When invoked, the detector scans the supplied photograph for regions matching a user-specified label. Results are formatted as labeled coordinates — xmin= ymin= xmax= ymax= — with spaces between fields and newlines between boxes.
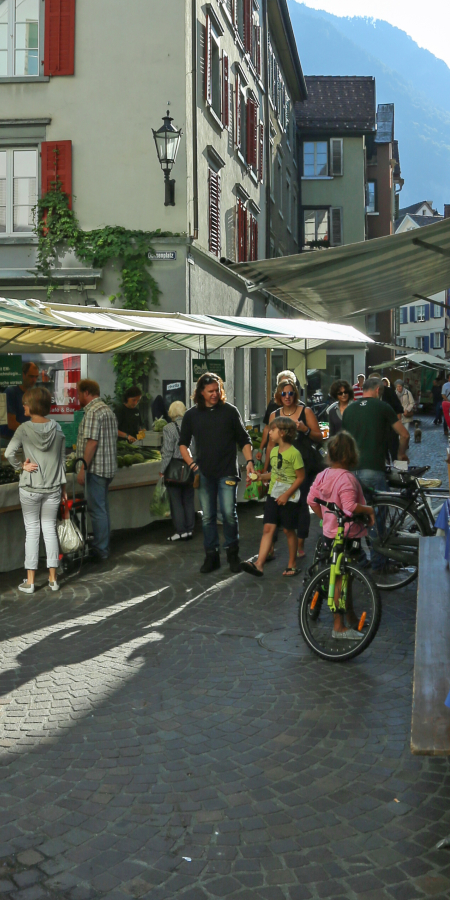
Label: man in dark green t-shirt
xmin=342 ymin=376 xmax=410 ymax=569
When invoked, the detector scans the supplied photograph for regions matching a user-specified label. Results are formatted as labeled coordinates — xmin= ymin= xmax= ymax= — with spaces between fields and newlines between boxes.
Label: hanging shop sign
xmin=0 ymin=355 xmax=22 ymax=386
xmin=192 ymin=358 xmax=226 ymax=382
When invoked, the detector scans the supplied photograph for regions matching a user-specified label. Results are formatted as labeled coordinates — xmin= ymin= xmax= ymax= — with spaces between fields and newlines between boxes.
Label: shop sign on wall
xmin=192 ymin=358 xmax=226 ymax=382
xmin=0 ymin=355 xmax=22 ymax=386
xmin=147 ymin=251 xmax=177 ymax=261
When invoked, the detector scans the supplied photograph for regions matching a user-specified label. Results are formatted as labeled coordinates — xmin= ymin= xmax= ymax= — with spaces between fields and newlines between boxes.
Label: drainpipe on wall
xmin=191 ymin=0 xmax=199 ymax=239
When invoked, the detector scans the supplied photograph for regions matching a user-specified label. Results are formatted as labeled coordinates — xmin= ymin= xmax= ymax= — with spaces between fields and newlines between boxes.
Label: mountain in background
xmin=288 ymin=2 xmax=450 ymax=211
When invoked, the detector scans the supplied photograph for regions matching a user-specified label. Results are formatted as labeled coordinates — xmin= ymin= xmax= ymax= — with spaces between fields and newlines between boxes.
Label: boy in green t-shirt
xmin=241 ymin=417 xmax=305 ymax=578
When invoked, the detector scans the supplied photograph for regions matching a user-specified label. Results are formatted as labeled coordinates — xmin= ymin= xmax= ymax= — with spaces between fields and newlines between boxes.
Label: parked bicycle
xmin=368 ymin=465 xmax=446 ymax=591
xmin=298 ymin=500 xmax=381 ymax=662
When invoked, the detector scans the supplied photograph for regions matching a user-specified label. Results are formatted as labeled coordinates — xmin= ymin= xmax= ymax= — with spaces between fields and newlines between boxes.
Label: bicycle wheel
xmin=298 ymin=564 xmax=381 ymax=662
xmin=370 ymin=499 xmax=429 ymax=591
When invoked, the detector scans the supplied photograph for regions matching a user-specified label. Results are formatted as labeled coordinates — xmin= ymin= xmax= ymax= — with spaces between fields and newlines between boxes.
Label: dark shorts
xmin=264 ymin=495 xmax=299 ymax=530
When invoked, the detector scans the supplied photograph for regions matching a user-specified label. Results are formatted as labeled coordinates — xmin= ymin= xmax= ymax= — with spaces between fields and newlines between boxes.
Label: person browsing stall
xmin=3 ymin=361 xmax=39 ymax=438
xmin=179 ymin=372 xmax=254 ymax=574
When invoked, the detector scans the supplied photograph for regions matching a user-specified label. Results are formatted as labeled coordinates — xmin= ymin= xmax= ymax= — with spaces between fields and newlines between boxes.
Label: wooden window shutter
xmin=254 ymin=25 xmax=261 ymax=75
xmin=423 ymin=336 xmax=429 ymax=353
xmin=41 ymin=140 xmax=72 ymax=206
xmin=247 ymin=100 xmax=257 ymax=170
xmin=222 ymin=52 xmax=229 ymax=127
xmin=44 ymin=0 xmax=76 ymax=76
xmin=330 ymin=207 xmax=342 ymax=246
xmin=243 ymin=0 xmax=252 ymax=54
xmin=208 ymin=169 xmax=221 ymax=257
xmin=204 ymin=15 xmax=212 ymax=105
xmin=410 ymin=306 xmax=416 ymax=323
xmin=330 ymin=138 xmax=343 ymax=176
xmin=249 ymin=215 xmax=258 ymax=261
xmin=235 ymin=73 xmax=241 ymax=148
xmin=237 ymin=199 xmax=247 ymax=262
xmin=430 ymin=333 xmax=435 ymax=349
xmin=258 ymin=122 xmax=264 ymax=183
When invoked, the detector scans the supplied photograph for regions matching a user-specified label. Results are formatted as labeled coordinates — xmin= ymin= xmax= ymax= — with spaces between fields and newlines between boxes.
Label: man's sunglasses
xmin=281 ymin=390 xmax=294 ymax=397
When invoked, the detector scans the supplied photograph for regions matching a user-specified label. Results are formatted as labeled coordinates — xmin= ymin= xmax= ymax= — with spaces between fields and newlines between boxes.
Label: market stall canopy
xmin=0 ymin=298 xmax=372 ymax=355
xmin=229 ymin=217 xmax=450 ymax=320
xmin=370 ymin=352 xmax=448 ymax=371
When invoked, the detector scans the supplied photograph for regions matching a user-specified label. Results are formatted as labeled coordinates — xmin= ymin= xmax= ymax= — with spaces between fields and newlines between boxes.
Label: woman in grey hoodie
xmin=5 ymin=386 xmax=67 ymax=593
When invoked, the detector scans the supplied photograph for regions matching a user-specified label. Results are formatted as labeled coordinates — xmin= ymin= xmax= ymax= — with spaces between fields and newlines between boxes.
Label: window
xmin=431 ymin=333 xmax=443 ymax=350
xmin=400 ymin=307 xmax=408 ymax=325
xmin=397 ymin=337 xmax=406 ymax=348
xmin=267 ymin=38 xmax=288 ymax=130
xmin=416 ymin=336 xmax=424 ymax=350
xmin=248 ymin=213 xmax=258 ymax=261
xmin=366 ymin=181 xmax=377 ymax=213
xmin=0 ymin=0 xmax=39 ymax=76
xmin=208 ymin=168 xmax=221 ymax=257
xmin=304 ymin=209 xmax=328 ymax=247
xmin=416 ymin=304 xmax=426 ymax=322
xmin=205 ymin=13 xmax=227 ymax=123
xmin=366 ymin=314 xmax=377 ymax=334
xmin=0 ymin=147 xmax=37 ymax=233
xmin=246 ymin=96 xmax=258 ymax=172
xmin=303 ymin=141 xmax=328 ymax=177
xmin=432 ymin=302 xmax=443 ymax=318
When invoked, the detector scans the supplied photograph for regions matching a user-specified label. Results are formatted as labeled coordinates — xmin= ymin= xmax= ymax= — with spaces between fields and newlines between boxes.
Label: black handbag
xmin=163 ymin=423 xmax=194 ymax=486
xmin=294 ymin=405 xmax=326 ymax=478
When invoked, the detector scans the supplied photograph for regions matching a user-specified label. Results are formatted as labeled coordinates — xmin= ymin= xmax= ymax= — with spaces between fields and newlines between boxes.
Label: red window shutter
xmin=254 ymin=25 xmax=261 ymax=75
xmin=41 ymin=140 xmax=72 ymax=207
xmin=222 ymin=52 xmax=229 ymax=127
xmin=243 ymin=0 xmax=252 ymax=54
xmin=208 ymin=169 xmax=221 ymax=257
xmin=44 ymin=0 xmax=75 ymax=76
xmin=253 ymin=219 xmax=258 ymax=261
xmin=237 ymin=199 xmax=248 ymax=262
xmin=246 ymin=100 xmax=257 ymax=170
xmin=235 ymin=73 xmax=241 ymax=148
xmin=204 ymin=15 xmax=212 ymax=105
xmin=259 ymin=122 xmax=264 ymax=183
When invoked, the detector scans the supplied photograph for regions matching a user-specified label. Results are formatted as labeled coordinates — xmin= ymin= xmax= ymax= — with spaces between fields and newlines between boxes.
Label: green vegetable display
xmin=0 ymin=465 xmax=19 ymax=485
xmin=152 ymin=417 xmax=168 ymax=432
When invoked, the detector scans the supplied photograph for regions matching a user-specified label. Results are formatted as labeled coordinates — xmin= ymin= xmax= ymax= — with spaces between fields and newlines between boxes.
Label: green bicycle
xmin=298 ymin=500 xmax=382 ymax=661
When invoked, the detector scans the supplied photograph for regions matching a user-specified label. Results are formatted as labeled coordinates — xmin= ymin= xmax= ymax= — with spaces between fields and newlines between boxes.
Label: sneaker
xmin=167 ymin=534 xmax=182 ymax=542
xmin=48 ymin=580 xmax=60 ymax=591
xmin=332 ymin=629 xmax=364 ymax=640
xmin=181 ymin=532 xmax=193 ymax=540
xmin=18 ymin=581 xmax=35 ymax=594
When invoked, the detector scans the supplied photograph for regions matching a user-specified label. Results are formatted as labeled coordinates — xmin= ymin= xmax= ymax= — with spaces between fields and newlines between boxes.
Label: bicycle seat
xmin=386 ymin=465 xmax=429 ymax=486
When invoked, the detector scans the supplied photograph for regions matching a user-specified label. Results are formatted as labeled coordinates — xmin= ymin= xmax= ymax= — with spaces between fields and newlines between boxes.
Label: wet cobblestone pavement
xmin=0 ymin=426 xmax=449 ymax=900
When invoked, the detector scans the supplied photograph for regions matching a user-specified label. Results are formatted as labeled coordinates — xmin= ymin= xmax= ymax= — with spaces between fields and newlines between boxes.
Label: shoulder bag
xmin=294 ymin=405 xmax=326 ymax=478
xmin=163 ymin=423 xmax=194 ymax=486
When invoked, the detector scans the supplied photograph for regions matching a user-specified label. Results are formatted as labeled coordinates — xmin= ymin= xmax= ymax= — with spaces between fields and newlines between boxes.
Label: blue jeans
xmin=198 ymin=473 xmax=239 ymax=552
xmin=86 ymin=473 xmax=113 ymax=558
xmin=354 ymin=469 xmax=388 ymax=570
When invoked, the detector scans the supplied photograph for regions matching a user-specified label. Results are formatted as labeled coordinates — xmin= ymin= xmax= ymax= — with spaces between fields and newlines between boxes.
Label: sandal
xmin=282 ymin=567 xmax=300 ymax=577
xmin=241 ymin=561 xmax=264 ymax=577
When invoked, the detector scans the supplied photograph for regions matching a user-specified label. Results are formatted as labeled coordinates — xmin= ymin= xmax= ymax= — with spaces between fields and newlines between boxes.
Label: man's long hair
xmin=193 ymin=373 xmax=227 ymax=409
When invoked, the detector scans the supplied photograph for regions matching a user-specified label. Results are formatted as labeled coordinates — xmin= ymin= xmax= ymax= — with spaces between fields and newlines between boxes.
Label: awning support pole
xmin=203 ymin=335 xmax=208 ymax=364
xmin=412 ymin=238 xmax=450 ymax=259
xmin=413 ymin=293 xmax=450 ymax=315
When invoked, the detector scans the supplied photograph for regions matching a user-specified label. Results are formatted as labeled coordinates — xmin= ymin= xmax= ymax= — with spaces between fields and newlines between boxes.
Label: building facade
xmin=0 ymin=0 xmax=305 ymax=420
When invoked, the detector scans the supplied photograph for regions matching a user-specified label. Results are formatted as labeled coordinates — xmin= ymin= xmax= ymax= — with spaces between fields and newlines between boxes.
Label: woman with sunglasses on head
xmin=264 ymin=378 xmax=323 ymax=559
xmin=327 ymin=380 xmax=354 ymax=438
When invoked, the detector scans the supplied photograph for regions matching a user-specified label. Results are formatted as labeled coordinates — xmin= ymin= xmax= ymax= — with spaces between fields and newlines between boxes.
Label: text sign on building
xmin=147 ymin=251 xmax=177 ymax=261
xmin=0 ymin=355 xmax=22 ymax=386
xmin=192 ymin=358 xmax=226 ymax=382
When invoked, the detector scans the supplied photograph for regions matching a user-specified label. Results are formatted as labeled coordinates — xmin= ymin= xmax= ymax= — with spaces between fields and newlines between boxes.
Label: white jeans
xmin=19 ymin=488 xmax=61 ymax=570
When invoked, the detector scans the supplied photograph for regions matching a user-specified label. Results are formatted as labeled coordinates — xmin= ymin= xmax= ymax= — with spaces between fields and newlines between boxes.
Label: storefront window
xmin=23 ymin=353 xmax=82 ymax=417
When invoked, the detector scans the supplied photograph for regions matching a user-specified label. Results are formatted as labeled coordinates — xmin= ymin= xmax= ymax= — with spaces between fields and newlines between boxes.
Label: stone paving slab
xmin=0 ymin=423 xmax=449 ymax=899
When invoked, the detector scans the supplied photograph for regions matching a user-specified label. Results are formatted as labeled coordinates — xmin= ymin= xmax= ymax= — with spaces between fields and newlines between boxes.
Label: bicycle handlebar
xmin=313 ymin=498 xmax=370 ymax=525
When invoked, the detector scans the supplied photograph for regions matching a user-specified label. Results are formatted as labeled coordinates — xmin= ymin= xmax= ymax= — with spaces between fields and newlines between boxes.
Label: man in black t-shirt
xmin=116 ymin=386 xmax=144 ymax=442
xmin=179 ymin=373 xmax=254 ymax=574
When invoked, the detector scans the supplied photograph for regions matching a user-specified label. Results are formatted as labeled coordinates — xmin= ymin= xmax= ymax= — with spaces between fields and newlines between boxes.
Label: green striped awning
xmin=230 ymin=217 xmax=450 ymax=319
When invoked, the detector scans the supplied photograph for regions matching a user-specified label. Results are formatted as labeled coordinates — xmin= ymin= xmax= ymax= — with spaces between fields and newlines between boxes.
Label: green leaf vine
xmin=34 ymin=182 xmax=175 ymax=399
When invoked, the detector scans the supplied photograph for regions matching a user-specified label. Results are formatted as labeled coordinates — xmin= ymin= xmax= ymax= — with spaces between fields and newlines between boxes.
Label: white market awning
xmin=229 ymin=217 xmax=450 ymax=320
xmin=370 ymin=352 xmax=448 ymax=371
xmin=0 ymin=298 xmax=372 ymax=355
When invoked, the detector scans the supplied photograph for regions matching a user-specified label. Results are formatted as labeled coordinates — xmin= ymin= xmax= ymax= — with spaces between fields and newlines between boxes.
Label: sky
xmin=294 ymin=1 xmax=450 ymax=69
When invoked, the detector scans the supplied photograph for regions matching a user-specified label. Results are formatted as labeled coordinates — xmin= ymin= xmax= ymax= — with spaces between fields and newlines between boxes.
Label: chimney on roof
xmin=445 ymin=205 xmax=450 ymax=219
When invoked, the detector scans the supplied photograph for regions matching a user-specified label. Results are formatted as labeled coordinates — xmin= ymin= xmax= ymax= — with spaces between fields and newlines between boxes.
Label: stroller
xmin=58 ymin=458 xmax=90 ymax=576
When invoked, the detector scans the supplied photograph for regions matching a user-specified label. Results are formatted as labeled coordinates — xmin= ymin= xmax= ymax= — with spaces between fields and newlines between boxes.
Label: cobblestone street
xmin=0 ymin=418 xmax=449 ymax=900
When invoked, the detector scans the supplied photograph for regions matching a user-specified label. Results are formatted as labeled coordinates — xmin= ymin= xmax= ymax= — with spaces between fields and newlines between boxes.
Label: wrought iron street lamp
xmin=152 ymin=109 xmax=183 ymax=207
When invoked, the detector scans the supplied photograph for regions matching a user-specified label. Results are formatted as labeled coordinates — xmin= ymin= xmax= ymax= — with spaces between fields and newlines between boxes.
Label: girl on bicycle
xmin=241 ymin=417 xmax=305 ymax=578
xmin=307 ymin=431 xmax=375 ymax=638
